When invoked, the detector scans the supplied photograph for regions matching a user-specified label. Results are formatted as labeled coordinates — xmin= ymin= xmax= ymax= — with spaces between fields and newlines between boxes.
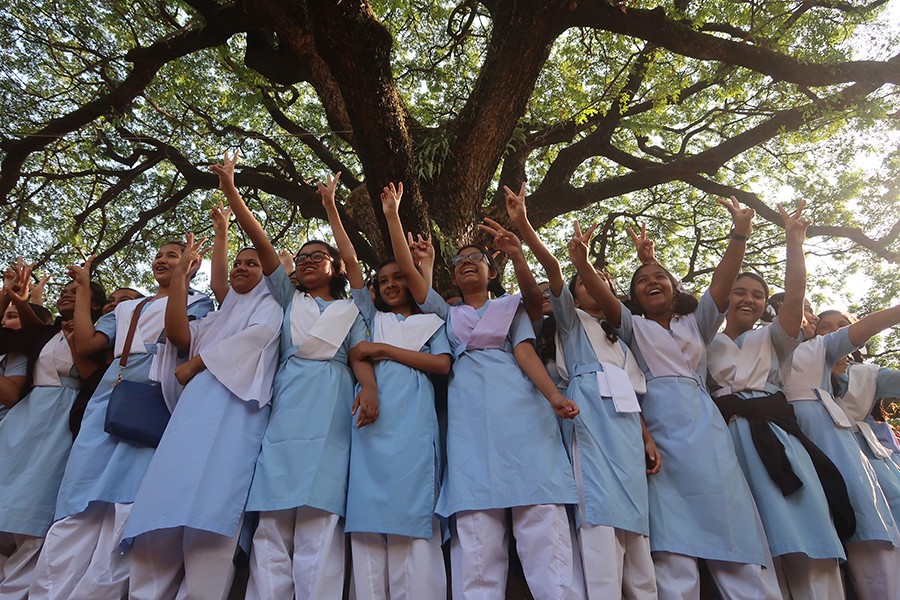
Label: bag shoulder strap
xmin=118 ymin=297 xmax=154 ymax=371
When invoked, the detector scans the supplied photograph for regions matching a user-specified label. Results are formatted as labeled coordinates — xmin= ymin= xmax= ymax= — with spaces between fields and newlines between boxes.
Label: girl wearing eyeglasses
xmin=384 ymin=185 xmax=582 ymax=598
xmin=211 ymin=153 xmax=376 ymax=599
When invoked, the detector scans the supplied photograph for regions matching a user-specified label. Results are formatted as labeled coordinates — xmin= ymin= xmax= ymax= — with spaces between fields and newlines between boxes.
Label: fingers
xmin=518 ymin=181 xmax=526 ymax=197
xmin=482 ymin=217 xmax=508 ymax=234
xmin=574 ymin=219 xmax=583 ymax=238
xmin=641 ymin=221 xmax=647 ymax=238
xmin=583 ymin=222 xmax=599 ymax=241
xmin=351 ymin=394 xmax=360 ymax=417
xmin=407 ymin=231 xmax=415 ymax=247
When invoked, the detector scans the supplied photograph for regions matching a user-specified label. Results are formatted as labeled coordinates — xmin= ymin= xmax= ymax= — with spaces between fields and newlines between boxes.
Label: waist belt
xmin=714 ymin=391 xmax=856 ymax=540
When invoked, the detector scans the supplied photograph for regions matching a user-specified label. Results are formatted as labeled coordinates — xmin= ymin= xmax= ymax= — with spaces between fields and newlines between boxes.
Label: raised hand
xmin=210 ymin=199 xmax=232 ymax=235
xmin=381 ymin=182 xmax=403 ymax=214
xmin=30 ymin=273 xmax=51 ymax=304
xmin=566 ymin=220 xmax=599 ymax=266
xmin=502 ymin=182 xmax=528 ymax=224
xmin=7 ymin=262 xmax=32 ymax=303
xmin=66 ymin=255 xmax=94 ymax=288
xmin=278 ymin=248 xmax=295 ymax=274
xmin=627 ymin=222 xmax=656 ymax=265
xmin=210 ymin=150 xmax=240 ymax=192
xmin=406 ymin=232 xmax=434 ymax=268
xmin=717 ymin=195 xmax=754 ymax=237
xmin=175 ymin=233 xmax=208 ymax=279
xmin=479 ymin=217 xmax=523 ymax=257
xmin=778 ymin=199 xmax=810 ymax=239
xmin=317 ymin=172 xmax=342 ymax=209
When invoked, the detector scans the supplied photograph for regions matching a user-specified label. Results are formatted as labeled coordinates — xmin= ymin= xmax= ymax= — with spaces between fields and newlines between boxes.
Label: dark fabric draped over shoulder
xmin=714 ymin=391 xmax=856 ymax=540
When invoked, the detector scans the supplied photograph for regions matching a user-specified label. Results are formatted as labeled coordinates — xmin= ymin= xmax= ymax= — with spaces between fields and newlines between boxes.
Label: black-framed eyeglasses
xmin=450 ymin=251 xmax=486 ymax=267
xmin=294 ymin=251 xmax=330 ymax=266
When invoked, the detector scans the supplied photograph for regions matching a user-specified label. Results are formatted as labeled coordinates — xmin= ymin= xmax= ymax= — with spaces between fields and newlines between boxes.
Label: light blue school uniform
xmin=550 ymin=286 xmax=647 ymax=535
xmin=833 ymin=365 xmax=900 ymax=527
xmin=0 ymin=348 xmax=72 ymax=538
xmin=246 ymin=266 xmax=366 ymax=516
xmin=788 ymin=332 xmax=899 ymax=546
xmin=122 ymin=285 xmax=282 ymax=545
xmin=344 ymin=290 xmax=450 ymax=539
xmin=420 ymin=289 xmax=577 ymax=517
xmin=55 ymin=296 xmax=214 ymax=520
xmin=617 ymin=291 xmax=769 ymax=565
xmin=0 ymin=352 xmax=27 ymax=423
xmin=707 ymin=321 xmax=844 ymax=559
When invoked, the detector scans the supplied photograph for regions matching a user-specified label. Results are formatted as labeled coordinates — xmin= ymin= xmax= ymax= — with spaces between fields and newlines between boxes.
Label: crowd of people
xmin=0 ymin=150 xmax=899 ymax=600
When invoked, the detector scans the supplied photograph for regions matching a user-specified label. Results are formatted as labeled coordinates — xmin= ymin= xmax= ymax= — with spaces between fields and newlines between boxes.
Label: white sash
xmin=290 ymin=294 xmax=359 ymax=360
xmin=33 ymin=331 xmax=75 ymax=387
xmin=708 ymin=328 xmax=771 ymax=397
xmin=630 ymin=315 xmax=697 ymax=379
xmin=838 ymin=363 xmax=890 ymax=456
xmin=556 ymin=310 xmax=644 ymax=413
xmin=373 ymin=312 xmax=443 ymax=352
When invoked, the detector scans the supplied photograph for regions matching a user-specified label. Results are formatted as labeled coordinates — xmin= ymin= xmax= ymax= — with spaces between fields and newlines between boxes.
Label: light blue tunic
xmin=420 ymin=289 xmax=577 ymax=517
xmin=708 ymin=322 xmax=844 ymax=559
xmin=55 ymin=298 xmax=214 ymax=520
xmin=0 ymin=347 xmax=73 ymax=537
xmin=550 ymin=286 xmax=647 ymax=535
xmin=246 ymin=267 xmax=366 ymax=516
xmin=617 ymin=292 xmax=769 ymax=565
xmin=345 ymin=290 xmax=450 ymax=538
xmin=791 ymin=333 xmax=898 ymax=546
xmin=833 ymin=366 xmax=900 ymax=530
xmin=0 ymin=352 xmax=27 ymax=423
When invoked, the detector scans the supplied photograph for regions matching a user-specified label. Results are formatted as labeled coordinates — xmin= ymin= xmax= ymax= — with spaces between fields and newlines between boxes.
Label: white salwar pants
xmin=245 ymin=506 xmax=345 ymax=600
xmin=578 ymin=525 xmax=656 ymax=600
xmin=772 ymin=554 xmax=843 ymax=600
xmin=653 ymin=551 xmax=783 ymax=600
xmin=845 ymin=538 xmax=900 ymax=600
xmin=0 ymin=533 xmax=43 ymax=600
xmin=350 ymin=519 xmax=446 ymax=600
xmin=29 ymin=501 xmax=131 ymax=600
xmin=128 ymin=524 xmax=241 ymax=600
xmin=450 ymin=505 xmax=583 ymax=600
xmin=572 ymin=435 xmax=657 ymax=599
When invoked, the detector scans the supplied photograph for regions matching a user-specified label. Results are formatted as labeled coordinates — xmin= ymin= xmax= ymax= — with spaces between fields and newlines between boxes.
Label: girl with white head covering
xmin=124 ymin=203 xmax=282 ymax=600
xmin=212 ymin=152 xmax=373 ymax=599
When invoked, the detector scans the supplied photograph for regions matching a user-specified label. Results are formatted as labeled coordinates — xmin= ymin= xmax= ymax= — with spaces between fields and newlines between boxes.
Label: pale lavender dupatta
xmin=451 ymin=294 xmax=522 ymax=353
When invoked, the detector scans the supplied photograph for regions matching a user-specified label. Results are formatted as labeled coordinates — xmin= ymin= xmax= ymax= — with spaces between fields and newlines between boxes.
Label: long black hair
xmin=567 ymin=273 xmax=618 ymax=343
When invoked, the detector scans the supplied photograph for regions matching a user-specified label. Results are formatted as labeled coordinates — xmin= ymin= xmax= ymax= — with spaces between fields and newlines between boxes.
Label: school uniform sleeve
xmin=617 ymin=301 xmax=635 ymax=346
xmin=875 ymin=368 xmax=900 ymax=399
xmin=695 ymin=290 xmax=726 ymax=344
xmin=508 ymin=305 xmax=536 ymax=346
xmin=427 ymin=325 xmax=452 ymax=356
xmin=548 ymin=285 xmax=578 ymax=336
xmin=187 ymin=294 xmax=215 ymax=320
xmin=768 ymin=318 xmax=803 ymax=364
xmin=264 ymin=263 xmax=297 ymax=308
xmin=823 ymin=328 xmax=860 ymax=368
xmin=94 ymin=311 xmax=118 ymax=348
xmin=351 ymin=288 xmax=377 ymax=330
xmin=348 ymin=314 xmax=367 ymax=348
xmin=3 ymin=352 xmax=28 ymax=377
xmin=419 ymin=288 xmax=450 ymax=321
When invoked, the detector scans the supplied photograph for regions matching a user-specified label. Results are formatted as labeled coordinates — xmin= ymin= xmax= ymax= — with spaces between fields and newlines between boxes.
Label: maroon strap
xmin=117 ymin=298 xmax=154 ymax=369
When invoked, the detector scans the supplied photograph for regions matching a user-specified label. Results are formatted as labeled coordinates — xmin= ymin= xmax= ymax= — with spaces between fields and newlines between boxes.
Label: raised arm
xmin=776 ymin=201 xmax=809 ymax=339
xmin=321 ymin=172 xmax=364 ymax=290
xmin=382 ymin=183 xmax=430 ymax=304
xmin=504 ymin=183 xmax=564 ymax=296
xmin=709 ymin=196 xmax=755 ymax=311
xmin=408 ymin=233 xmax=435 ymax=290
xmin=5 ymin=264 xmax=45 ymax=327
xmin=568 ymin=221 xmax=622 ymax=326
xmin=29 ymin=273 xmax=50 ymax=307
xmin=67 ymin=257 xmax=110 ymax=355
xmin=210 ymin=151 xmax=280 ymax=275
xmin=846 ymin=304 xmax=900 ymax=347
xmin=165 ymin=233 xmax=206 ymax=353
xmin=210 ymin=200 xmax=231 ymax=304
xmin=479 ymin=217 xmax=543 ymax=320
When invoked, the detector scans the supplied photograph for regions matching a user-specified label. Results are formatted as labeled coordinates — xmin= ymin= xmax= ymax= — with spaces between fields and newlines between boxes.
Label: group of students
xmin=0 ymin=151 xmax=899 ymax=600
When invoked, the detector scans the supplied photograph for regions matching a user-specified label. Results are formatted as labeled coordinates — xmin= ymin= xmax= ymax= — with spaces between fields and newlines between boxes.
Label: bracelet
xmin=730 ymin=231 xmax=748 ymax=242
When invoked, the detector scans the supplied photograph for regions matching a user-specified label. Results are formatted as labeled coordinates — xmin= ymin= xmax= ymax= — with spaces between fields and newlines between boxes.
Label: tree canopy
xmin=1 ymin=0 xmax=899 ymax=315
